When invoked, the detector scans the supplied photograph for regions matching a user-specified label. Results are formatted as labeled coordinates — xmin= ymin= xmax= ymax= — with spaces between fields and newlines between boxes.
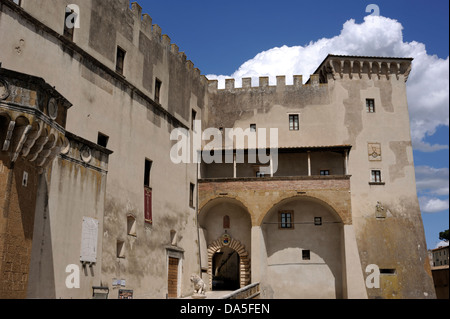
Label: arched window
xmin=223 ymin=215 xmax=230 ymax=229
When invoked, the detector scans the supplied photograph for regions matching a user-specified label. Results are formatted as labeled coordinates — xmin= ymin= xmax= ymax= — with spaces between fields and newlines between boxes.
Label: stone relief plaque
xmin=80 ymin=217 xmax=99 ymax=263
xmin=368 ymin=143 xmax=382 ymax=161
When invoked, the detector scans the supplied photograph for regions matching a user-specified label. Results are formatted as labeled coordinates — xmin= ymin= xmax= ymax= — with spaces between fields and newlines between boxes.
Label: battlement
xmin=207 ymin=74 xmax=322 ymax=93
xmin=128 ymin=2 xmax=207 ymax=86
xmin=207 ymin=54 xmax=414 ymax=93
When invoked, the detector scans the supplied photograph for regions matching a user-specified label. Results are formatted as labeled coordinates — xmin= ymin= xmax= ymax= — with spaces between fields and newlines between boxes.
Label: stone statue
xmin=190 ymin=274 xmax=206 ymax=298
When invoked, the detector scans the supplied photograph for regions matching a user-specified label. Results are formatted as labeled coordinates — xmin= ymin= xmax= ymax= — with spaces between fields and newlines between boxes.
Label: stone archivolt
xmin=207 ymin=237 xmax=251 ymax=290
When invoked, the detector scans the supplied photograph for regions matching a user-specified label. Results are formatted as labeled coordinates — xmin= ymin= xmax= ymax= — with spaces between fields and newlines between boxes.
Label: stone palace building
xmin=0 ymin=0 xmax=436 ymax=299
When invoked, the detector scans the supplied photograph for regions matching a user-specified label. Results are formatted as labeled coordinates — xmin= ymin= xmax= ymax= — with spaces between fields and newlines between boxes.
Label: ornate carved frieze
xmin=0 ymin=68 xmax=71 ymax=171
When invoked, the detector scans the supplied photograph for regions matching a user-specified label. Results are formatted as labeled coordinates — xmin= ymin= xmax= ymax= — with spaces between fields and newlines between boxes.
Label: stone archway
xmin=207 ymin=237 xmax=250 ymax=290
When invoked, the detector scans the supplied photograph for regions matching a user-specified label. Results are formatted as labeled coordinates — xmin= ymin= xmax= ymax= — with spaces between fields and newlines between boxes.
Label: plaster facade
xmin=0 ymin=0 xmax=436 ymax=299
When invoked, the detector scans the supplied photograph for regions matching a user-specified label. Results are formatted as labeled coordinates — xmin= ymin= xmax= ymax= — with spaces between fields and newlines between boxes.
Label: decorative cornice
xmin=313 ymin=54 xmax=413 ymax=83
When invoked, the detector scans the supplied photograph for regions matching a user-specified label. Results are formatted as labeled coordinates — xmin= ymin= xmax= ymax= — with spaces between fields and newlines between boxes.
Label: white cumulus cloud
xmin=419 ymin=197 xmax=449 ymax=214
xmin=415 ymin=166 xmax=449 ymax=214
xmin=206 ymin=15 xmax=449 ymax=152
xmin=415 ymin=166 xmax=449 ymax=197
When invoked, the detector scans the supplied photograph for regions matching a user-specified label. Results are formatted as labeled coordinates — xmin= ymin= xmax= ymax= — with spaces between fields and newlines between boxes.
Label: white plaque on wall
xmin=80 ymin=217 xmax=99 ymax=263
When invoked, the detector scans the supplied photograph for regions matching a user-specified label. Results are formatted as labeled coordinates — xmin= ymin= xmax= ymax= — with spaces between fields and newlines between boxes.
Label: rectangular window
xmin=191 ymin=110 xmax=197 ymax=131
xmin=250 ymin=124 xmax=257 ymax=132
xmin=144 ymin=159 xmax=152 ymax=187
xmin=302 ymin=250 xmax=311 ymax=261
xmin=320 ymin=170 xmax=330 ymax=176
xmin=380 ymin=269 xmax=396 ymax=275
xmin=155 ymin=79 xmax=162 ymax=104
xmin=256 ymin=171 xmax=266 ymax=178
xmin=127 ymin=215 xmax=137 ymax=237
xmin=189 ymin=183 xmax=195 ymax=208
xmin=289 ymin=114 xmax=299 ymax=131
xmin=117 ymin=240 xmax=125 ymax=258
xmin=116 ymin=47 xmax=126 ymax=75
xmin=279 ymin=211 xmax=294 ymax=229
xmin=371 ymin=170 xmax=382 ymax=183
xmin=314 ymin=217 xmax=322 ymax=226
xmin=366 ymin=99 xmax=375 ymax=113
xmin=144 ymin=159 xmax=153 ymax=224
xmin=63 ymin=8 xmax=75 ymax=41
xmin=97 ymin=132 xmax=109 ymax=148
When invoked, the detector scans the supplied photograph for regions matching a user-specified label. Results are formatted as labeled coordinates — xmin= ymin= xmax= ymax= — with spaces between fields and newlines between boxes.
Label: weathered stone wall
xmin=27 ymin=132 xmax=111 ymax=299
xmin=0 ymin=157 xmax=38 ymax=298
xmin=0 ymin=0 xmax=206 ymax=298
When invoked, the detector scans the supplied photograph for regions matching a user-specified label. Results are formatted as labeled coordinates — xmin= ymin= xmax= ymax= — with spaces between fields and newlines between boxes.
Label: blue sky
xmin=136 ymin=0 xmax=449 ymax=249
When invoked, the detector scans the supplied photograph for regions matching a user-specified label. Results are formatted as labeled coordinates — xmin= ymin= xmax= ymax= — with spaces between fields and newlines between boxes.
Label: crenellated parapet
xmin=314 ymin=54 xmax=413 ymax=83
xmin=207 ymin=74 xmax=322 ymax=94
xmin=207 ymin=54 xmax=413 ymax=94
xmin=128 ymin=1 xmax=208 ymax=88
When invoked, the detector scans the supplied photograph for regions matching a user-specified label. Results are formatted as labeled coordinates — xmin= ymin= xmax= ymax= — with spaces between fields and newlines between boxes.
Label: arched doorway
xmin=207 ymin=236 xmax=250 ymax=291
xmin=212 ymin=246 xmax=240 ymax=291
xmin=260 ymin=196 xmax=344 ymax=299
xmin=199 ymin=197 xmax=252 ymax=291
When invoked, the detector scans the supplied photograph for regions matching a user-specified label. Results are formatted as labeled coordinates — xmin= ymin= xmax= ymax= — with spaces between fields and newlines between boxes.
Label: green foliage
xmin=439 ymin=229 xmax=449 ymax=242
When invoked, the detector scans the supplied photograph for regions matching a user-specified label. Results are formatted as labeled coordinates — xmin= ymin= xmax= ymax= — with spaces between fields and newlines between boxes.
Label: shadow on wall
xmin=261 ymin=196 xmax=344 ymax=299
xmin=27 ymin=173 xmax=56 ymax=299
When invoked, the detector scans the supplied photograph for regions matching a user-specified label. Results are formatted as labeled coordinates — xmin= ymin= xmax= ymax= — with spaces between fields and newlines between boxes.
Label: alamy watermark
xmin=65 ymin=264 xmax=80 ymax=289
xmin=366 ymin=4 xmax=380 ymax=16
xmin=170 ymin=121 xmax=279 ymax=175
xmin=65 ymin=4 xmax=81 ymax=29
xmin=365 ymin=264 xmax=381 ymax=289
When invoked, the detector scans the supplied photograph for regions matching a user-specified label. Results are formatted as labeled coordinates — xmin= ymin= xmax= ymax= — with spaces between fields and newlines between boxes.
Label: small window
xmin=155 ymin=79 xmax=162 ymax=104
xmin=371 ymin=170 xmax=382 ymax=183
xmin=97 ymin=132 xmax=109 ymax=148
xmin=380 ymin=269 xmax=396 ymax=275
xmin=279 ymin=211 xmax=294 ymax=229
xmin=320 ymin=170 xmax=330 ymax=176
xmin=191 ymin=110 xmax=197 ymax=131
xmin=116 ymin=47 xmax=126 ymax=75
xmin=250 ymin=124 xmax=257 ymax=132
xmin=289 ymin=114 xmax=299 ymax=131
xmin=302 ymin=250 xmax=311 ymax=261
xmin=63 ymin=8 xmax=75 ymax=41
xmin=13 ymin=0 xmax=21 ymax=6
xmin=22 ymin=171 xmax=28 ymax=187
xmin=189 ymin=183 xmax=195 ymax=208
xmin=223 ymin=215 xmax=230 ymax=229
xmin=127 ymin=215 xmax=137 ymax=237
xmin=366 ymin=99 xmax=375 ymax=113
xmin=144 ymin=159 xmax=152 ymax=187
xmin=117 ymin=240 xmax=125 ymax=258
xmin=256 ymin=171 xmax=266 ymax=178
xmin=314 ymin=217 xmax=322 ymax=226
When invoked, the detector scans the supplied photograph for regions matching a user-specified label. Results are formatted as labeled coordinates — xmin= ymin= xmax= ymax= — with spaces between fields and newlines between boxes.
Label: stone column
xmin=251 ymin=226 xmax=266 ymax=284
xmin=342 ymin=225 xmax=368 ymax=299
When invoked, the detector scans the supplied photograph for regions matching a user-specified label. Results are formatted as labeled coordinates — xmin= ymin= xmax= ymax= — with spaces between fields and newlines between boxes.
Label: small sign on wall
xmin=118 ymin=289 xmax=133 ymax=299
xmin=80 ymin=217 xmax=99 ymax=264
